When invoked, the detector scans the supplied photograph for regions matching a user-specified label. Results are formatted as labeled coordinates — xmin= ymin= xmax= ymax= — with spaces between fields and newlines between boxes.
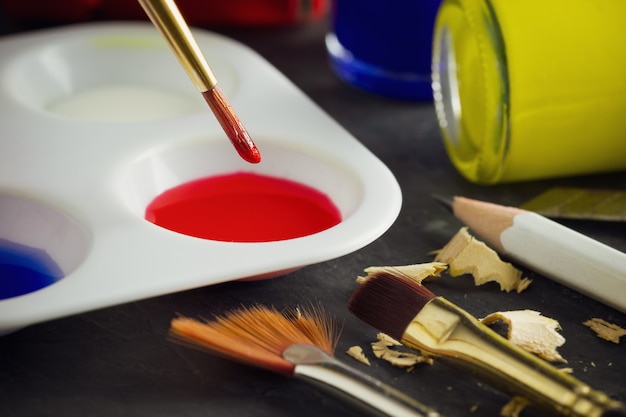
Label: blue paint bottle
xmin=326 ymin=0 xmax=442 ymax=100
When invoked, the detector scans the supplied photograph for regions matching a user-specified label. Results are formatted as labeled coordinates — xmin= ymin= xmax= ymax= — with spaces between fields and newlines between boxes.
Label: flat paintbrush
xmin=138 ymin=0 xmax=261 ymax=163
xmin=348 ymin=272 xmax=626 ymax=417
xmin=169 ymin=304 xmax=443 ymax=417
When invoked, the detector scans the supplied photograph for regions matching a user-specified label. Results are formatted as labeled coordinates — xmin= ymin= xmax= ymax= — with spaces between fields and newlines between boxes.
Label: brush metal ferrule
xmin=400 ymin=297 xmax=626 ymax=417
xmin=283 ymin=344 xmax=443 ymax=417
xmin=138 ymin=0 xmax=218 ymax=92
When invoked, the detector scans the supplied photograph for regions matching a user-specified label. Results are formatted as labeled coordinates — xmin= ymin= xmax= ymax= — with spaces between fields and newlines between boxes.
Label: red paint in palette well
xmin=145 ymin=172 xmax=342 ymax=242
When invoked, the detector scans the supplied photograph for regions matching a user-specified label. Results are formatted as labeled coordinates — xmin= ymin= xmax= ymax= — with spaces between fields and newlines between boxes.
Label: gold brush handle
xmin=137 ymin=0 xmax=217 ymax=92
xmin=404 ymin=298 xmax=626 ymax=417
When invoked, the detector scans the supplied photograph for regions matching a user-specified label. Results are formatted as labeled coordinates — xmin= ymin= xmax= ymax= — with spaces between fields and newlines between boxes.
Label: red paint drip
xmin=145 ymin=172 xmax=342 ymax=242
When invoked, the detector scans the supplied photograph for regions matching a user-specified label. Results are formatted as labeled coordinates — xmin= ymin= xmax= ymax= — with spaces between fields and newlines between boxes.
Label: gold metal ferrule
xmin=401 ymin=297 xmax=625 ymax=417
xmin=138 ymin=0 xmax=218 ymax=92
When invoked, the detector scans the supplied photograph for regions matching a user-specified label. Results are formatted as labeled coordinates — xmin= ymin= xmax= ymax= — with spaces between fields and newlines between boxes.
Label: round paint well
xmin=46 ymin=83 xmax=203 ymax=123
xmin=145 ymin=172 xmax=342 ymax=242
xmin=4 ymin=30 xmax=236 ymax=122
xmin=0 ymin=193 xmax=90 ymax=299
xmin=0 ymin=239 xmax=62 ymax=300
xmin=120 ymin=140 xmax=364 ymax=242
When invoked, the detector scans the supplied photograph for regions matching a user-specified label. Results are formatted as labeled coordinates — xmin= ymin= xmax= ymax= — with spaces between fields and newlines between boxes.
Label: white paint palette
xmin=0 ymin=22 xmax=402 ymax=334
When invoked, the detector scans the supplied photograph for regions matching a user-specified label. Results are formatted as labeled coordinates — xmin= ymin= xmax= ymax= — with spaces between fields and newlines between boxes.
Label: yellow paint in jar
xmin=432 ymin=0 xmax=626 ymax=184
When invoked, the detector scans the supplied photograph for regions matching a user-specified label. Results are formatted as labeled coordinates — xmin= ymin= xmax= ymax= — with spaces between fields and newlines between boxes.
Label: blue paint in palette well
xmin=0 ymin=239 xmax=63 ymax=300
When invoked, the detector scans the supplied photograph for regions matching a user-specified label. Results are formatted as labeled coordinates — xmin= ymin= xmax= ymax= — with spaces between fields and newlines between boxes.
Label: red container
xmin=0 ymin=0 xmax=329 ymax=27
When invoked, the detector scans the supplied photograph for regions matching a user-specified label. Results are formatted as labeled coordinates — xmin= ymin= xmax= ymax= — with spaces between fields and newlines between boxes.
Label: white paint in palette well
xmin=46 ymin=83 xmax=204 ymax=122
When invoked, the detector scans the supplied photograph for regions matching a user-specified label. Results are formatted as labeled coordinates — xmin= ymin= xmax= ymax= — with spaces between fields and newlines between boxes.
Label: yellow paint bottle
xmin=432 ymin=0 xmax=626 ymax=184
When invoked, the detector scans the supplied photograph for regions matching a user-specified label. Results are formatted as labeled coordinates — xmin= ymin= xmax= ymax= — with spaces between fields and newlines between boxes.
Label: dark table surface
xmin=1 ymin=14 xmax=625 ymax=417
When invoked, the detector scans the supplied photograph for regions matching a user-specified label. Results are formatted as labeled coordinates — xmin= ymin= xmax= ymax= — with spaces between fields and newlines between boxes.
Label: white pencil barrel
xmin=501 ymin=212 xmax=626 ymax=313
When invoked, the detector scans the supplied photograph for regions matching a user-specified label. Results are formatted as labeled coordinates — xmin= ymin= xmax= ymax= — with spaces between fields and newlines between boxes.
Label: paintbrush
xmin=348 ymin=272 xmax=626 ymax=417
xmin=169 ymin=304 xmax=443 ymax=417
xmin=137 ymin=0 xmax=261 ymax=163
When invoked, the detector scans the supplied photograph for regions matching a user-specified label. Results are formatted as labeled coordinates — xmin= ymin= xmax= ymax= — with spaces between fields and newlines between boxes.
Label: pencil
xmin=439 ymin=196 xmax=626 ymax=313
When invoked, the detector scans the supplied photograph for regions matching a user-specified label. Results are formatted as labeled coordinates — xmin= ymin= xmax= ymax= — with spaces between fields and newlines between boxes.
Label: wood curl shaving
xmin=356 ymin=262 xmax=447 ymax=285
xmin=500 ymin=396 xmax=529 ymax=417
xmin=583 ymin=318 xmax=626 ymax=344
xmin=346 ymin=345 xmax=370 ymax=365
xmin=434 ymin=227 xmax=532 ymax=293
xmin=371 ymin=333 xmax=433 ymax=371
xmin=481 ymin=310 xmax=566 ymax=363
xmin=346 ymin=333 xmax=432 ymax=372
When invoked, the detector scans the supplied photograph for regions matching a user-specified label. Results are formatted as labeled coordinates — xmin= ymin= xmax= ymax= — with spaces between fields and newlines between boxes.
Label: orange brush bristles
xmin=170 ymin=305 xmax=341 ymax=376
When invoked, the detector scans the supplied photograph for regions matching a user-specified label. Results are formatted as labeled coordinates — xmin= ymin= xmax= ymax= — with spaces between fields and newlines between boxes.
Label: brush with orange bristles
xmin=348 ymin=272 xmax=626 ymax=417
xmin=138 ymin=0 xmax=261 ymax=163
xmin=169 ymin=304 xmax=443 ymax=417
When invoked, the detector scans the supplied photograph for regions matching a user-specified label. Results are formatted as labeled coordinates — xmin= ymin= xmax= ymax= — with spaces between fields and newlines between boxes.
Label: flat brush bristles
xmin=202 ymin=87 xmax=261 ymax=164
xmin=348 ymin=272 xmax=436 ymax=340
xmin=170 ymin=305 xmax=340 ymax=376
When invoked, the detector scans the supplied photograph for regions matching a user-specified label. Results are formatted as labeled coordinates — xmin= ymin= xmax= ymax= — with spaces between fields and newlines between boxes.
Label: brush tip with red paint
xmin=203 ymin=86 xmax=261 ymax=164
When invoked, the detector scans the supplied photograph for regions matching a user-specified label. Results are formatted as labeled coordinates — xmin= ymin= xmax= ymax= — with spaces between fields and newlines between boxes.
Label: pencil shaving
xmin=500 ymin=396 xmax=529 ymax=417
xmin=371 ymin=342 xmax=432 ymax=371
xmin=346 ymin=333 xmax=432 ymax=371
xmin=583 ymin=318 xmax=626 ymax=344
xmin=377 ymin=332 xmax=402 ymax=346
xmin=481 ymin=310 xmax=566 ymax=363
xmin=357 ymin=262 xmax=447 ymax=284
xmin=371 ymin=333 xmax=433 ymax=371
xmin=434 ymin=227 xmax=531 ymax=293
xmin=346 ymin=345 xmax=370 ymax=365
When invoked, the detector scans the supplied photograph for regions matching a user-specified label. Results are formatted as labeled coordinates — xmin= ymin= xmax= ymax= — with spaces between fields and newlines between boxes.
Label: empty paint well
xmin=46 ymin=83 xmax=203 ymax=123
xmin=146 ymin=172 xmax=342 ymax=242
xmin=4 ymin=32 xmax=235 ymax=123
